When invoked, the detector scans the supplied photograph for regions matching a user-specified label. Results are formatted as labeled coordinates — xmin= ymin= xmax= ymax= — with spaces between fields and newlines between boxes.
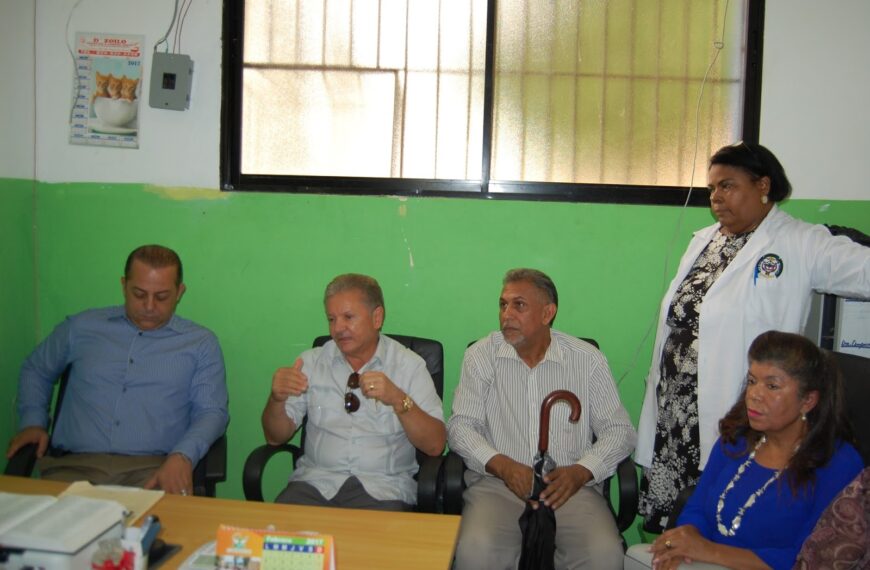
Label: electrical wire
xmin=175 ymin=0 xmax=194 ymax=54
xmin=30 ymin=0 xmax=41 ymax=382
xmin=154 ymin=0 xmax=181 ymax=53
xmin=65 ymin=0 xmax=190 ymax=123
xmin=65 ymin=0 xmax=86 ymax=124
xmin=616 ymin=0 xmax=731 ymax=386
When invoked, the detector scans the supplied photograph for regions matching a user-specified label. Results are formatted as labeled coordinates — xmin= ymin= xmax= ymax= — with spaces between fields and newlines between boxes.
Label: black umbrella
xmin=518 ymin=389 xmax=582 ymax=570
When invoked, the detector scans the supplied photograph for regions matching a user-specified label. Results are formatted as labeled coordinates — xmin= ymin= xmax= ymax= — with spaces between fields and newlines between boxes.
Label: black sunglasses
xmin=344 ymin=372 xmax=360 ymax=413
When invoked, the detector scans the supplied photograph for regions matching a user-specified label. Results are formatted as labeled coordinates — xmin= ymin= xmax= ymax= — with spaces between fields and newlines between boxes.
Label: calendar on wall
xmin=69 ymin=32 xmax=143 ymax=149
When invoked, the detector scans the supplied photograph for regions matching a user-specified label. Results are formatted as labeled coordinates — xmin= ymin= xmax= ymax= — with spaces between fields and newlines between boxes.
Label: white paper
xmin=0 ymin=493 xmax=125 ymax=553
xmin=0 ymin=493 xmax=55 ymax=535
xmin=836 ymin=298 xmax=870 ymax=357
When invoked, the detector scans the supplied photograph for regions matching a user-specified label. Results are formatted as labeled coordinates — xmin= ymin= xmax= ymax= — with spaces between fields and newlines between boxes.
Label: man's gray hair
xmin=503 ymin=268 xmax=558 ymax=326
xmin=503 ymin=269 xmax=559 ymax=306
xmin=324 ymin=273 xmax=385 ymax=311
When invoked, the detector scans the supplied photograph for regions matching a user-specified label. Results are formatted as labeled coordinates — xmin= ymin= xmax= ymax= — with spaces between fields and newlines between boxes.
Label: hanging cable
xmin=175 ymin=0 xmax=194 ymax=54
xmin=617 ymin=0 xmax=731 ymax=386
xmin=154 ymin=0 xmax=181 ymax=53
xmin=65 ymin=0 xmax=86 ymax=124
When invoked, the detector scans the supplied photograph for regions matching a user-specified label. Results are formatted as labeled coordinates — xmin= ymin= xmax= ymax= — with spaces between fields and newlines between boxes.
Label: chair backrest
xmin=313 ymin=334 xmax=444 ymax=398
xmin=48 ymin=366 xmax=73 ymax=451
xmin=833 ymin=350 xmax=870 ymax=465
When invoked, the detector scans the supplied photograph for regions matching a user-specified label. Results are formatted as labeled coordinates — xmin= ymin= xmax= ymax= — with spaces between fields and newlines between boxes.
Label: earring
xmin=761 ymin=195 xmax=769 ymax=204
xmin=801 ymin=412 xmax=807 ymax=422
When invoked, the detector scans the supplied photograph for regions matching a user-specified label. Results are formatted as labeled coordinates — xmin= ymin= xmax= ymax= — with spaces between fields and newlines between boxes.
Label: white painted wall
xmin=2 ymin=0 xmax=221 ymax=188
xmin=760 ymin=0 xmax=870 ymax=201
xmin=0 ymin=2 xmax=36 ymax=179
xmin=1 ymin=0 xmax=868 ymax=200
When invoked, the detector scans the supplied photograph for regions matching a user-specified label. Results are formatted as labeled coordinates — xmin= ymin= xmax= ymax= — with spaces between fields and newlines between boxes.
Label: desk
xmin=0 ymin=475 xmax=461 ymax=570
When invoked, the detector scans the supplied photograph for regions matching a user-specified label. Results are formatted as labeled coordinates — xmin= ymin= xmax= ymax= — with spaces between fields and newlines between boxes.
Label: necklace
xmin=716 ymin=436 xmax=782 ymax=537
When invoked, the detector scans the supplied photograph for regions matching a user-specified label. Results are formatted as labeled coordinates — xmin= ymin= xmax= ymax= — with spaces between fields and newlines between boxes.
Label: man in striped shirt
xmin=448 ymin=268 xmax=636 ymax=570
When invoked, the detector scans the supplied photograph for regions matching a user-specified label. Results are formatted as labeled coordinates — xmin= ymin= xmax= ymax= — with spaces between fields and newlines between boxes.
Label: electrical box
xmin=149 ymin=52 xmax=193 ymax=111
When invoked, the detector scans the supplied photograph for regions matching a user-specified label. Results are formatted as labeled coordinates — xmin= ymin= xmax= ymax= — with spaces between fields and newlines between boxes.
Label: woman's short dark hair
xmin=710 ymin=142 xmax=792 ymax=202
xmin=719 ymin=330 xmax=853 ymax=492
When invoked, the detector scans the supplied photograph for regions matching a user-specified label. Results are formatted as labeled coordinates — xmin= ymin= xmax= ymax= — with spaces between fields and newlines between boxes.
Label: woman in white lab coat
xmin=636 ymin=142 xmax=870 ymax=532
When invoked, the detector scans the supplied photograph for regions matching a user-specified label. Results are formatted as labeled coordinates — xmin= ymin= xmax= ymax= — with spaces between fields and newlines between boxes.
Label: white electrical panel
xmin=149 ymin=52 xmax=193 ymax=111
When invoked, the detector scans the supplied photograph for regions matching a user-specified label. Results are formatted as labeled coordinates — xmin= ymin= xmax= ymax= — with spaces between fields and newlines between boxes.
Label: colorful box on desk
xmin=216 ymin=524 xmax=335 ymax=570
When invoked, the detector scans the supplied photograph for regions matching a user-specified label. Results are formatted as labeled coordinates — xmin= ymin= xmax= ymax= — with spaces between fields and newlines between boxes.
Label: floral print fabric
xmin=639 ymin=230 xmax=754 ymax=532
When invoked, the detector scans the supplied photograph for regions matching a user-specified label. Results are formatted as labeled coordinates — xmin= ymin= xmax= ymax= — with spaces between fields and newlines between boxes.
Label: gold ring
xmin=369 ymin=384 xmax=375 ymax=390
xmin=665 ymin=540 xmax=673 ymax=549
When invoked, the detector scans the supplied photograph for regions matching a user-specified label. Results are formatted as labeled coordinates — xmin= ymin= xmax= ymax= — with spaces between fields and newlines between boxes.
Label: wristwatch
xmin=399 ymin=394 xmax=414 ymax=414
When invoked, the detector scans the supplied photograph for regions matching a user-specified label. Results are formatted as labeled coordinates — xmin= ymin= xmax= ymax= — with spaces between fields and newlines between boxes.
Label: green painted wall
xmin=1 ymin=179 xmax=35 ymax=457
xmin=3 ymin=178 xmax=869 ymax=543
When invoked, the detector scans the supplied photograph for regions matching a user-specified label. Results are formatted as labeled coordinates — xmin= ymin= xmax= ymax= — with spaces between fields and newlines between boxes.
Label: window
xmin=222 ymin=0 xmax=764 ymax=205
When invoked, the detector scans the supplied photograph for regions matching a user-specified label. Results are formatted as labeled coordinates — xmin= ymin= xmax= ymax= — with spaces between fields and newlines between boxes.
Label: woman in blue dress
xmin=637 ymin=330 xmax=862 ymax=570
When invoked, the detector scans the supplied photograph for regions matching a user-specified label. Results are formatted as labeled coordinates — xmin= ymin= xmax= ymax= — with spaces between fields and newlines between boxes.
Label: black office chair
xmin=663 ymin=349 xmax=870 ymax=531
xmin=835 ymin=350 xmax=870 ymax=464
xmin=242 ymin=334 xmax=445 ymax=512
xmin=3 ymin=365 xmax=228 ymax=497
xmin=430 ymin=336 xmax=639 ymax=538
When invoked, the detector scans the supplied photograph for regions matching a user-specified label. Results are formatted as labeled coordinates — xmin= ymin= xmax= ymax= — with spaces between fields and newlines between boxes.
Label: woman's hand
xmin=650 ymin=525 xmax=710 ymax=569
xmin=649 ymin=524 xmax=771 ymax=570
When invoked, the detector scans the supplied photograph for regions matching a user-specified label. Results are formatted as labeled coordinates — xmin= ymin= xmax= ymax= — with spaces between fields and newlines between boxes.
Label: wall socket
xmin=149 ymin=52 xmax=193 ymax=111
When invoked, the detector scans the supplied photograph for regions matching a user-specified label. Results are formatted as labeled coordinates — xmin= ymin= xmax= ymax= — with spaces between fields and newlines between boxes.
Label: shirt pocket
xmin=307 ymin=384 xmax=348 ymax=432
xmin=551 ymin=417 xmax=586 ymax=463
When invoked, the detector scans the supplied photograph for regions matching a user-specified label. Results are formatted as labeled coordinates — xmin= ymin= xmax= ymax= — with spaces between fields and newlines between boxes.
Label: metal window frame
xmin=220 ymin=0 xmax=764 ymax=207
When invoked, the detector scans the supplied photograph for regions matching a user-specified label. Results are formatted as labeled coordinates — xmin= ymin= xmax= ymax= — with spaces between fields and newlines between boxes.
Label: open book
xmin=59 ymin=480 xmax=163 ymax=524
xmin=0 ymin=492 xmax=126 ymax=553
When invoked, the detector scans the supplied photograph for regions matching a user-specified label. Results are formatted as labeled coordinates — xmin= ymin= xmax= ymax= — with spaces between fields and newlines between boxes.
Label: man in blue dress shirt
xmin=5 ymin=245 xmax=228 ymax=495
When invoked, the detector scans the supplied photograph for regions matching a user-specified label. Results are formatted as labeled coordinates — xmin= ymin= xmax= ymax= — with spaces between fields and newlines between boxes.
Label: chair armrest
xmin=194 ymin=434 xmax=227 ymax=497
xmin=4 ymin=443 xmax=38 ymax=477
xmin=607 ymin=456 xmax=638 ymax=534
xmin=416 ymin=454 xmax=445 ymax=513
xmin=442 ymin=451 xmax=467 ymax=515
xmin=666 ymin=484 xmax=697 ymax=530
xmin=242 ymin=443 xmax=302 ymax=502
xmin=205 ymin=435 xmax=227 ymax=482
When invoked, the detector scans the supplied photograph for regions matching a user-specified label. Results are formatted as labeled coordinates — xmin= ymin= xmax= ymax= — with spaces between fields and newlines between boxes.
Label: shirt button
xmin=138 ymin=332 xmax=143 ymax=336
xmin=122 ymin=387 xmax=127 ymax=393
xmin=129 ymin=358 xmax=134 ymax=363
xmin=115 ymin=420 xmax=120 ymax=426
